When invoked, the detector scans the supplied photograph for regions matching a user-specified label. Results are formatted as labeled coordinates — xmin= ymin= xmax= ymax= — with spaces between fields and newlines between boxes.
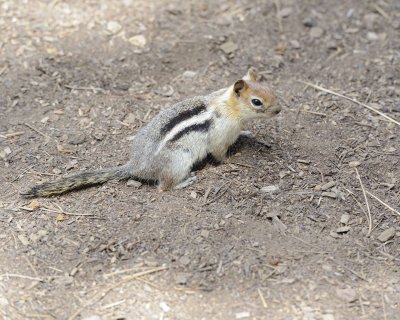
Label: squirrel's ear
xmin=233 ymin=79 xmax=248 ymax=96
xmin=243 ymin=68 xmax=257 ymax=81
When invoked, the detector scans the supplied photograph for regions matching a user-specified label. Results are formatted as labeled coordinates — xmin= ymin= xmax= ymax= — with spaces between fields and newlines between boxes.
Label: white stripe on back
xmin=155 ymin=110 xmax=213 ymax=154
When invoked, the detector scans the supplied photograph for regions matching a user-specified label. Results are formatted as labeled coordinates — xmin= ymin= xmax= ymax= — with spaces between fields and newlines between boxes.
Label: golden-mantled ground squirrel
xmin=22 ymin=68 xmax=280 ymax=197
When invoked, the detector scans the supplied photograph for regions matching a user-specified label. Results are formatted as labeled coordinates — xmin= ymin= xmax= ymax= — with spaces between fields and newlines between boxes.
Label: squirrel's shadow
xmin=193 ymin=135 xmax=271 ymax=171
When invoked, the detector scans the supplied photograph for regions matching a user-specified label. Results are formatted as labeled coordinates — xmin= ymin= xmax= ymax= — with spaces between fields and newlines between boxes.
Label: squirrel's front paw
xmin=240 ymin=130 xmax=254 ymax=138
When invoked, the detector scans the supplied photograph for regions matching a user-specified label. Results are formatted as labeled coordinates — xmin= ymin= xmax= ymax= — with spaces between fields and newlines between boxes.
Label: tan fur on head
xmin=227 ymin=68 xmax=280 ymax=120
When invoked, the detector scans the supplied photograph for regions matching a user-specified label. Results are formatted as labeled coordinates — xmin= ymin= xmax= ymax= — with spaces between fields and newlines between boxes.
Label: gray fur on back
xmin=128 ymin=96 xmax=210 ymax=178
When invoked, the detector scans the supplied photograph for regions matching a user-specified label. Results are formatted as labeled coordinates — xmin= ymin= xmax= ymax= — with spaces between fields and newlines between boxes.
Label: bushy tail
xmin=21 ymin=165 xmax=132 ymax=198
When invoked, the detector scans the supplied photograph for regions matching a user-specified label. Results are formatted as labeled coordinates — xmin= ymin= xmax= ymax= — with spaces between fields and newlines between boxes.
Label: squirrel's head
xmin=230 ymin=68 xmax=280 ymax=120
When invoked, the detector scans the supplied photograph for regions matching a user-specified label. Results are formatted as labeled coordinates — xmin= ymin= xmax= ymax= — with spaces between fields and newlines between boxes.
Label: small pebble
xmin=0 ymin=296 xmax=9 ymax=306
xmin=303 ymin=17 xmax=314 ymax=27
xmin=92 ymin=129 xmax=106 ymax=141
xmin=329 ymin=231 xmax=341 ymax=239
xmin=160 ymin=301 xmax=170 ymax=313
xmin=290 ymin=40 xmax=300 ymax=49
xmin=18 ymin=234 xmax=29 ymax=246
xmin=190 ymin=191 xmax=197 ymax=199
xmin=52 ymin=168 xmax=62 ymax=175
xmin=321 ymin=192 xmax=337 ymax=199
xmin=182 ymin=70 xmax=197 ymax=78
xmin=106 ymin=21 xmax=122 ymax=34
xmin=378 ymin=227 xmax=395 ymax=242
xmin=278 ymin=7 xmax=293 ymax=18
xmin=82 ymin=315 xmax=102 ymax=320
xmin=175 ymin=272 xmax=188 ymax=285
xmin=363 ymin=14 xmax=378 ymax=29
xmin=260 ymin=185 xmax=280 ymax=193
xmin=179 ymin=256 xmax=191 ymax=266
xmin=128 ymin=35 xmax=147 ymax=47
xmin=348 ymin=160 xmax=361 ymax=167
xmin=336 ymin=288 xmax=357 ymax=303
xmin=367 ymin=32 xmax=378 ymax=41
xmin=321 ymin=181 xmax=336 ymax=191
xmin=340 ymin=213 xmax=350 ymax=224
xmin=220 ymin=41 xmax=238 ymax=54
xmin=200 ymin=229 xmax=209 ymax=239
xmin=126 ymin=180 xmax=142 ymax=188
xmin=336 ymin=226 xmax=351 ymax=234
xmin=310 ymin=27 xmax=324 ymax=38
xmin=68 ymin=133 xmax=86 ymax=145
xmin=124 ymin=113 xmax=136 ymax=124
xmin=29 ymin=199 xmax=40 ymax=210
xmin=144 ymin=257 xmax=158 ymax=267
xmin=235 ymin=312 xmax=250 ymax=319
xmin=327 ymin=40 xmax=337 ymax=50
xmin=346 ymin=8 xmax=354 ymax=18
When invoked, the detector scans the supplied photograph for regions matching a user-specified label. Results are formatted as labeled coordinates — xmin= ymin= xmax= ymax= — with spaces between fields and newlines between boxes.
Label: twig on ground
xmin=24 ymin=256 xmax=39 ymax=277
xmin=286 ymin=109 xmax=327 ymax=117
xmin=0 ymin=273 xmax=44 ymax=282
xmin=355 ymin=168 xmax=372 ymax=236
xmin=68 ymin=266 xmax=167 ymax=320
xmin=204 ymin=184 xmax=230 ymax=206
xmin=100 ymin=299 xmax=126 ymax=310
xmin=103 ymin=266 xmax=158 ymax=279
xmin=343 ymin=187 xmax=370 ymax=226
xmin=303 ymin=110 xmax=327 ymax=117
xmin=374 ymin=4 xmax=390 ymax=20
xmin=24 ymin=122 xmax=52 ymax=140
xmin=257 ymin=288 xmax=268 ymax=308
xmin=64 ymin=84 xmax=105 ymax=93
xmin=297 ymin=80 xmax=400 ymax=127
xmin=0 ymin=131 xmax=25 ymax=139
xmin=365 ymin=190 xmax=400 ymax=218
xmin=27 ymin=170 xmax=59 ymax=177
xmin=273 ymin=0 xmax=283 ymax=32
xmin=329 ymin=258 xmax=369 ymax=282
xmin=290 ymin=235 xmax=324 ymax=251
xmin=382 ymin=291 xmax=388 ymax=320
xmin=41 ymin=206 xmax=94 ymax=217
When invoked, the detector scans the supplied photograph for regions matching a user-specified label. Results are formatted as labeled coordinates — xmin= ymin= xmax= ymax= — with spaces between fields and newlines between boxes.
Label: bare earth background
xmin=0 ymin=0 xmax=399 ymax=319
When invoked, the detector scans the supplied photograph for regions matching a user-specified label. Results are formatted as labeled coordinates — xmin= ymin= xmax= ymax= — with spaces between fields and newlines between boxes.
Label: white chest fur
xmin=209 ymin=113 xmax=241 ymax=152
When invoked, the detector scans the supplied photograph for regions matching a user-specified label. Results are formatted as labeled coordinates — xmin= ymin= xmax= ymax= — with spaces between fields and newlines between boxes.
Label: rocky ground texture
xmin=0 ymin=0 xmax=399 ymax=319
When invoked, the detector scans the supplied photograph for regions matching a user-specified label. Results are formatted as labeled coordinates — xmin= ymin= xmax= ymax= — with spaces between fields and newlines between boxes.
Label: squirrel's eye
xmin=251 ymin=99 xmax=263 ymax=107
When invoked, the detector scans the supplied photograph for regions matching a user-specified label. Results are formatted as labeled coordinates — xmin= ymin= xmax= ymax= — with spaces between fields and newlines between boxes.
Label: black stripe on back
xmin=170 ymin=120 xmax=211 ymax=143
xmin=160 ymin=104 xmax=206 ymax=135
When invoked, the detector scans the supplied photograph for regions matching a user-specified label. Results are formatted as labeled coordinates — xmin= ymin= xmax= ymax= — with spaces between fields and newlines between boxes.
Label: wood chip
xmin=220 ymin=41 xmax=238 ymax=54
xmin=320 ymin=181 xmax=336 ymax=190
xmin=336 ymin=226 xmax=351 ymax=234
xmin=18 ymin=234 xmax=29 ymax=246
xmin=321 ymin=192 xmax=337 ymax=199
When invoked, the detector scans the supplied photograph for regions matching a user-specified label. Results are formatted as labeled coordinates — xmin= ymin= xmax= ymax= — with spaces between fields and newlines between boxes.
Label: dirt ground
xmin=1 ymin=0 xmax=399 ymax=319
